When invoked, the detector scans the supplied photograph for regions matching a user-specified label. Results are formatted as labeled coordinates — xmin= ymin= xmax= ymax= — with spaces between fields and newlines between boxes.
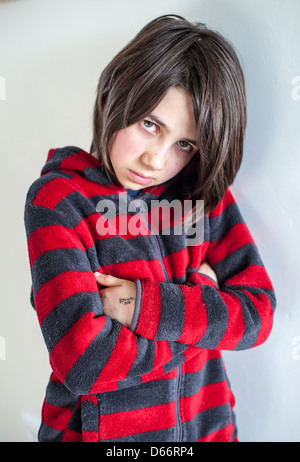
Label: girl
xmin=24 ymin=15 xmax=276 ymax=442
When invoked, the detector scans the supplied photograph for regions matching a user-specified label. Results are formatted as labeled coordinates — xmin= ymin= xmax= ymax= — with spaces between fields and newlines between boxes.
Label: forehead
xmin=149 ymin=87 xmax=196 ymax=138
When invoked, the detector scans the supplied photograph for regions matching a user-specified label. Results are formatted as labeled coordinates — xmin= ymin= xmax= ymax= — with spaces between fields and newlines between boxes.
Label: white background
xmin=0 ymin=0 xmax=299 ymax=442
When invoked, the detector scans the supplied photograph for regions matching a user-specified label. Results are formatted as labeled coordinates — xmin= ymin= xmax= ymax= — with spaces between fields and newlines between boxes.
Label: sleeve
xmin=131 ymin=189 xmax=276 ymax=351
xmin=24 ymin=202 xmax=199 ymax=396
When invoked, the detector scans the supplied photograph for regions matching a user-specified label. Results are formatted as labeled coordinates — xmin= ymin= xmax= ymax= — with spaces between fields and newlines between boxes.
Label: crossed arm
xmin=25 ymin=188 xmax=276 ymax=394
xmin=95 ymin=262 xmax=218 ymax=329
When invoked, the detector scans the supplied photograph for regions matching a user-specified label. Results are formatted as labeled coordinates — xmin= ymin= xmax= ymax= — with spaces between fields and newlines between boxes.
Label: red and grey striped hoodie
xmin=24 ymin=146 xmax=276 ymax=442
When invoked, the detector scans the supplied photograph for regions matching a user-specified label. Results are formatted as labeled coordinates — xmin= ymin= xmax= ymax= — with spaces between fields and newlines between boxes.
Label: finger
xmin=94 ymin=272 xmax=123 ymax=286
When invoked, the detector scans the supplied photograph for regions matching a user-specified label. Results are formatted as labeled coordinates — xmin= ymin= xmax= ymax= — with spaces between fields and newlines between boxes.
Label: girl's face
xmin=109 ymin=86 xmax=197 ymax=189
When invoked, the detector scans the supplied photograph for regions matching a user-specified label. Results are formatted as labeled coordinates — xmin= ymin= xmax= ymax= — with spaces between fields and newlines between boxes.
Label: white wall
xmin=0 ymin=0 xmax=299 ymax=442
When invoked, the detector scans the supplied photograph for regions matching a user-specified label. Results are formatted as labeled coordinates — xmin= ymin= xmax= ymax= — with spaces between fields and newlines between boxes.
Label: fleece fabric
xmin=24 ymin=146 xmax=276 ymax=442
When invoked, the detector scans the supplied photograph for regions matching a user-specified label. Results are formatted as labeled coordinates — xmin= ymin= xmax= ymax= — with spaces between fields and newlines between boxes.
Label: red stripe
xmin=27 ymin=225 xmax=84 ymax=268
xmin=42 ymin=401 xmax=73 ymax=431
xmin=60 ymin=150 xmax=99 ymax=172
xmin=141 ymin=341 xmax=173 ymax=383
xmin=177 ymin=284 xmax=208 ymax=344
xmin=188 ymin=271 xmax=218 ymax=287
xmin=32 ymin=178 xmax=79 ymax=209
xmin=100 ymin=259 xmax=164 ymax=282
xmin=74 ymin=175 xmax=124 ymax=196
xmin=135 ymin=279 xmax=162 ymax=340
xmin=181 ymin=381 xmax=230 ymax=423
xmin=90 ymin=327 xmax=137 ymax=393
xmin=50 ymin=312 xmax=106 ymax=382
xmin=183 ymin=349 xmax=221 ymax=374
xmin=216 ymin=292 xmax=245 ymax=350
xmin=32 ymin=175 xmax=122 ymax=210
xmin=89 ymin=381 xmax=118 ymax=393
xmin=226 ymin=264 xmax=274 ymax=290
xmin=197 ymin=422 xmax=235 ymax=442
xmin=74 ymin=213 xmax=100 ymax=247
xmin=96 ymin=212 xmax=151 ymax=239
xmin=229 ymin=389 xmax=236 ymax=410
xmin=208 ymin=223 xmax=254 ymax=266
xmin=82 ymin=431 xmax=99 ymax=442
xmin=35 ymin=271 xmax=98 ymax=325
xmin=73 ymin=212 xmax=154 ymax=247
xmin=186 ymin=241 xmax=210 ymax=270
xmin=62 ymin=428 xmax=82 ymax=442
xmin=99 ymin=402 xmax=176 ymax=440
xmin=210 ymin=189 xmax=235 ymax=218
xmin=162 ymin=249 xmax=190 ymax=280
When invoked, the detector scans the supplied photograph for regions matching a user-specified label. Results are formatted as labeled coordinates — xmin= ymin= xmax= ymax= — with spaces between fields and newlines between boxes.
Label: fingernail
xmin=94 ymin=272 xmax=102 ymax=277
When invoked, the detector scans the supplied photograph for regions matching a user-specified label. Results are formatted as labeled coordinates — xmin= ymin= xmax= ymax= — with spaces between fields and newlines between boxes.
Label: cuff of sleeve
xmin=130 ymin=279 xmax=142 ymax=332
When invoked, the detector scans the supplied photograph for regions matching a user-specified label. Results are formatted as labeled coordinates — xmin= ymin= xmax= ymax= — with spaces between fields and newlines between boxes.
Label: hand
xmin=94 ymin=272 xmax=136 ymax=329
xmin=197 ymin=261 xmax=218 ymax=286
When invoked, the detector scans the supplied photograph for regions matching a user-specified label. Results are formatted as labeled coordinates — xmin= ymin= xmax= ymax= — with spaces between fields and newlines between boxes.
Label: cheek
xmin=167 ymin=158 xmax=187 ymax=177
xmin=110 ymin=128 xmax=140 ymax=164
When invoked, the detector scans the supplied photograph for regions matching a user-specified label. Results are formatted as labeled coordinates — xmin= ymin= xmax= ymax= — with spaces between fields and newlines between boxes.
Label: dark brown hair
xmin=92 ymin=14 xmax=246 ymax=213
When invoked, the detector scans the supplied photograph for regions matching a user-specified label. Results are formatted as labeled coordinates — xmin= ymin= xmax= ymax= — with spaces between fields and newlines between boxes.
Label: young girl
xmin=24 ymin=15 xmax=276 ymax=443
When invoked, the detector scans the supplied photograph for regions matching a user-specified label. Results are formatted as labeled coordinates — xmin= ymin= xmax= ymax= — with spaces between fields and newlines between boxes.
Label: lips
xmin=129 ymin=169 xmax=154 ymax=185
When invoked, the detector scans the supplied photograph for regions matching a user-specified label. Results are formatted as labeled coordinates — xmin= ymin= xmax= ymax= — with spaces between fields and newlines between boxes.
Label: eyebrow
xmin=148 ymin=113 xmax=197 ymax=147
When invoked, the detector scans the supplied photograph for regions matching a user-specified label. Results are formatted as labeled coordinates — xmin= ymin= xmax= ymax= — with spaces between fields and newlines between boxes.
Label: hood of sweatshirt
xmin=40 ymin=146 xmax=197 ymax=200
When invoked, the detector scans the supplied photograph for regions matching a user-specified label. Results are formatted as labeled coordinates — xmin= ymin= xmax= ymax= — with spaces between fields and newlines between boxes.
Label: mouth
xmin=129 ymin=169 xmax=154 ymax=185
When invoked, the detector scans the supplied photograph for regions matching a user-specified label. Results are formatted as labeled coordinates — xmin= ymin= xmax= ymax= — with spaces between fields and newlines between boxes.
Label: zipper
xmin=176 ymin=365 xmax=183 ymax=442
xmin=150 ymin=232 xmax=170 ymax=282
xmin=132 ymin=195 xmax=170 ymax=283
xmin=133 ymin=195 xmax=183 ymax=440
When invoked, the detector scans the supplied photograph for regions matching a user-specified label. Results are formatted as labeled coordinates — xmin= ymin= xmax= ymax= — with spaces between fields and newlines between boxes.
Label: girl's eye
xmin=177 ymin=140 xmax=192 ymax=152
xmin=142 ymin=120 xmax=158 ymax=133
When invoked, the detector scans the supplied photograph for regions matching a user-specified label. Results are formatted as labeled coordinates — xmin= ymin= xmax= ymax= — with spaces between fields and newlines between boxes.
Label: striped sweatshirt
xmin=24 ymin=146 xmax=276 ymax=443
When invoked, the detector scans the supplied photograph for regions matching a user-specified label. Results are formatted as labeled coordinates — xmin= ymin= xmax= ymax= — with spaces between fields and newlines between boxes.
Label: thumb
xmin=94 ymin=272 xmax=122 ymax=286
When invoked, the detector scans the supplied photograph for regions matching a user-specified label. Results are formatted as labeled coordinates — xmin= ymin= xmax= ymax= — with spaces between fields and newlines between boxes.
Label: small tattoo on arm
xmin=119 ymin=297 xmax=135 ymax=306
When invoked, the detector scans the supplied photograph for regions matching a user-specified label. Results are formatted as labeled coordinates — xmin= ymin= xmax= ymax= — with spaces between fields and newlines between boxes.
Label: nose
xmin=141 ymin=145 xmax=168 ymax=171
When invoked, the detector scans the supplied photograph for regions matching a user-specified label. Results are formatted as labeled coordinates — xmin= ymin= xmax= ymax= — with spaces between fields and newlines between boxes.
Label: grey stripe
xmin=215 ymin=243 xmax=263 ymax=286
xmin=81 ymin=400 xmax=99 ymax=432
xmin=38 ymin=423 xmax=64 ymax=442
xmin=98 ymin=378 xmax=177 ymax=414
xmin=226 ymin=288 xmax=262 ymax=350
xmin=41 ymin=292 xmax=102 ymax=353
xmin=196 ymin=286 xmax=229 ymax=349
xmin=31 ymin=247 xmax=92 ymax=293
xmin=123 ymin=335 xmax=156 ymax=381
xmin=183 ymin=357 xmax=227 ymax=397
xmin=183 ymin=404 xmax=234 ymax=442
xmin=44 ymin=379 xmax=79 ymax=409
xmin=156 ymin=282 xmax=185 ymax=341
xmin=210 ymin=201 xmax=244 ymax=243
xmin=64 ymin=318 xmax=120 ymax=395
